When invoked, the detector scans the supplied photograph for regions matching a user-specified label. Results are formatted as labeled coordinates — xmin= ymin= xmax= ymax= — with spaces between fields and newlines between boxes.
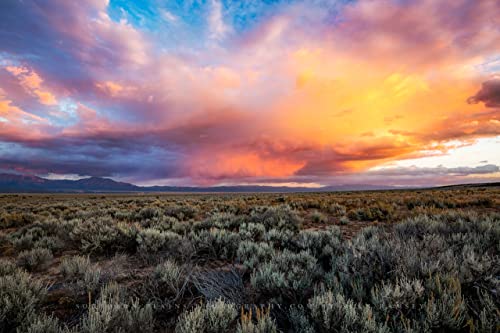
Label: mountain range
xmin=0 ymin=173 xmax=405 ymax=193
xmin=1 ymin=174 xmax=498 ymax=193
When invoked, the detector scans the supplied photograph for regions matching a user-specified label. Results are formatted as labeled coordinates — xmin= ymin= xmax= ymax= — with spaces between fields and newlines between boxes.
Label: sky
xmin=0 ymin=0 xmax=499 ymax=187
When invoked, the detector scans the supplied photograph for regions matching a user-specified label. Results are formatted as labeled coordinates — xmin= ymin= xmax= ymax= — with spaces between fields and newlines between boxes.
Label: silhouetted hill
xmin=0 ymin=174 xmax=139 ymax=192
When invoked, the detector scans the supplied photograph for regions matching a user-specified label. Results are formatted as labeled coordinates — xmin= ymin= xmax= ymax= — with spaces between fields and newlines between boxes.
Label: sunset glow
xmin=0 ymin=0 xmax=499 ymax=186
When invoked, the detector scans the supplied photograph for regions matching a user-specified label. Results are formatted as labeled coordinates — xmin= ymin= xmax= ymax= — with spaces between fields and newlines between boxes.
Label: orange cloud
xmin=96 ymin=81 xmax=125 ymax=96
xmin=0 ymin=90 xmax=46 ymax=124
xmin=5 ymin=66 xmax=57 ymax=105
xmin=0 ymin=0 xmax=498 ymax=185
xmin=187 ymin=151 xmax=305 ymax=183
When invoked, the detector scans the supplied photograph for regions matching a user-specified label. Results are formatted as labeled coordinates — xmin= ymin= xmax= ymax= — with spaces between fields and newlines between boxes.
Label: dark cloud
xmin=0 ymin=144 xmax=182 ymax=182
xmin=467 ymin=78 xmax=500 ymax=108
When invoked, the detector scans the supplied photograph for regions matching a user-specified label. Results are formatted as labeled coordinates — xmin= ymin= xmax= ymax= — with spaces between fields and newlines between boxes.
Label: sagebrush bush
xmin=71 ymin=218 xmax=137 ymax=254
xmin=0 ymin=212 xmax=35 ymax=229
xmin=79 ymin=283 xmax=154 ymax=333
xmin=205 ymin=299 xmax=238 ymax=332
xmin=60 ymin=255 xmax=102 ymax=294
xmin=144 ymin=259 xmax=186 ymax=311
xmin=250 ymin=205 xmax=301 ymax=231
xmin=339 ymin=216 xmax=350 ymax=225
xmin=190 ymin=228 xmax=241 ymax=260
xmin=348 ymin=202 xmax=394 ymax=221
xmin=329 ymin=203 xmax=347 ymax=216
xmin=175 ymin=302 xmax=205 ymax=333
xmin=0 ymin=190 xmax=498 ymax=332
xmin=137 ymin=228 xmax=169 ymax=254
xmin=175 ymin=299 xmax=237 ymax=333
xmin=194 ymin=213 xmax=244 ymax=231
xmin=293 ymin=227 xmax=342 ymax=266
xmin=165 ymin=205 xmax=198 ymax=220
xmin=311 ymin=210 xmax=327 ymax=224
xmin=136 ymin=228 xmax=186 ymax=258
xmin=9 ymin=225 xmax=47 ymax=251
xmin=152 ymin=260 xmax=184 ymax=295
xmin=263 ymin=229 xmax=294 ymax=249
xmin=17 ymin=247 xmax=53 ymax=271
xmin=238 ymin=223 xmax=266 ymax=242
xmin=0 ymin=269 xmax=47 ymax=332
xmin=288 ymin=305 xmax=314 ymax=333
xmin=237 ymin=241 xmax=273 ymax=270
xmin=237 ymin=306 xmax=278 ymax=333
xmin=0 ymin=258 xmax=18 ymax=276
xmin=33 ymin=235 xmax=64 ymax=252
xmin=137 ymin=207 xmax=162 ymax=221
xmin=21 ymin=314 xmax=67 ymax=333
xmin=324 ymin=212 xmax=500 ymax=331
xmin=308 ymin=290 xmax=387 ymax=333
xmin=251 ymin=250 xmax=318 ymax=303
xmin=60 ymin=255 xmax=93 ymax=278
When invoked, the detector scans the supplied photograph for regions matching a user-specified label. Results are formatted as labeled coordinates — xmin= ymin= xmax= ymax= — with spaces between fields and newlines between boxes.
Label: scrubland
xmin=0 ymin=187 xmax=498 ymax=333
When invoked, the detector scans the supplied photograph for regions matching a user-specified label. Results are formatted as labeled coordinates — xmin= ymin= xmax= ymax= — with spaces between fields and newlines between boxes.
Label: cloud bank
xmin=0 ymin=0 xmax=499 ymax=186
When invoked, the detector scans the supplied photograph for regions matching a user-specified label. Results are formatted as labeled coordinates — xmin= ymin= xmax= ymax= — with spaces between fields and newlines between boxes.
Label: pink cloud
xmin=0 ymin=0 xmax=498 ymax=186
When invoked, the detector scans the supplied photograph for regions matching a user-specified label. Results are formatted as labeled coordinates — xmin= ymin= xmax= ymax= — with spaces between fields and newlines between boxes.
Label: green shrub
xmin=467 ymin=291 xmax=500 ymax=333
xmin=17 ymin=248 xmax=53 ymax=272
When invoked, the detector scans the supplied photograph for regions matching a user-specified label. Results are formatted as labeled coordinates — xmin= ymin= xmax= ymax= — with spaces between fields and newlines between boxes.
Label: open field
xmin=1 ymin=187 xmax=499 ymax=333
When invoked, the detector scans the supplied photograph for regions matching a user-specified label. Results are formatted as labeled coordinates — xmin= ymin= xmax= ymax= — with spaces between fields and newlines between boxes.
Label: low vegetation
xmin=0 ymin=187 xmax=498 ymax=332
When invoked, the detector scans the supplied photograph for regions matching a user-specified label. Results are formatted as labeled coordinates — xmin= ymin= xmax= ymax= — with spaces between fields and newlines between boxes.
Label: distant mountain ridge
xmin=0 ymin=173 xmax=399 ymax=193
xmin=0 ymin=173 xmax=497 ymax=193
